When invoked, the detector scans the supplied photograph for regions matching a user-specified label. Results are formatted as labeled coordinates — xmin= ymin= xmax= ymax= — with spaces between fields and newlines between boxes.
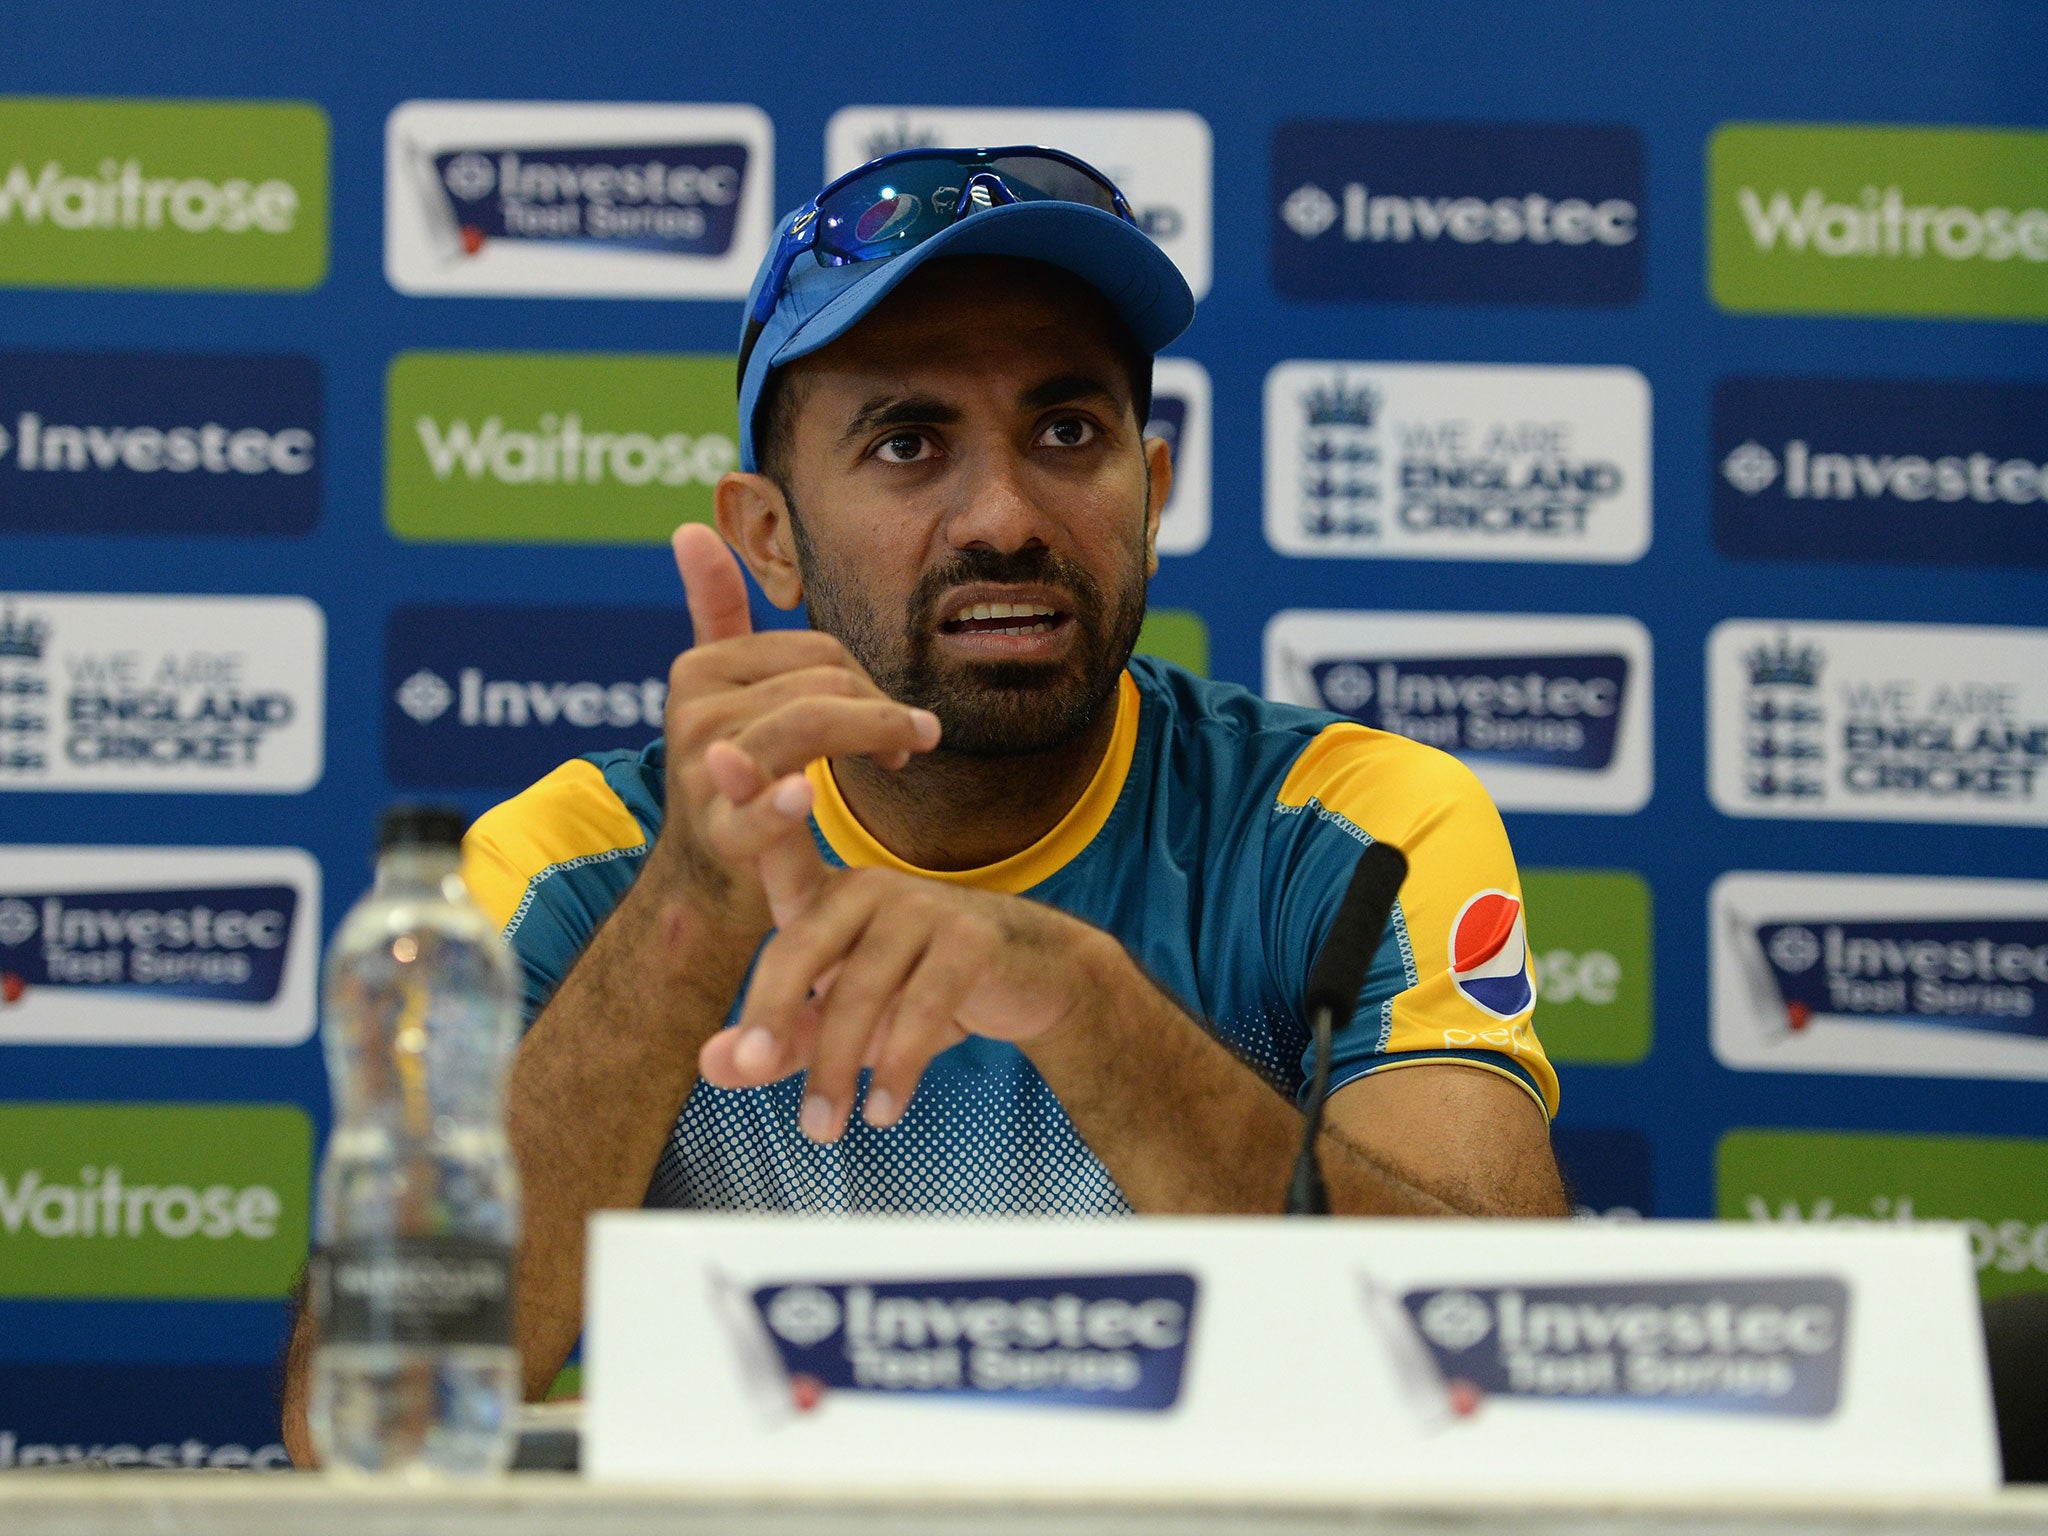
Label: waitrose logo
xmin=0 ymin=1104 xmax=308 ymax=1297
xmin=387 ymin=352 xmax=737 ymax=544
xmin=1520 ymin=869 xmax=1652 ymax=1065
xmin=1711 ymin=123 xmax=2048 ymax=320
xmin=1719 ymin=1128 xmax=2048 ymax=1301
xmin=0 ymin=98 xmax=327 ymax=291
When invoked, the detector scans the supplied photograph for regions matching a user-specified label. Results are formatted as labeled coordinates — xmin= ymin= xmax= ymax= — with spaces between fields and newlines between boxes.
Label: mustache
xmin=907 ymin=546 xmax=1104 ymax=630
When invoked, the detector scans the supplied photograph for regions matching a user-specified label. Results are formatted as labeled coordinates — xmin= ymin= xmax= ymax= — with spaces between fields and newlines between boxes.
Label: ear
xmin=1142 ymin=433 xmax=1174 ymax=579
xmin=714 ymin=471 xmax=804 ymax=610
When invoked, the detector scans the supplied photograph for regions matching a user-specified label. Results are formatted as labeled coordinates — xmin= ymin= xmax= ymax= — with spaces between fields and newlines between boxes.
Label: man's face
xmin=768 ymin=257 xmax=1164 ymax=757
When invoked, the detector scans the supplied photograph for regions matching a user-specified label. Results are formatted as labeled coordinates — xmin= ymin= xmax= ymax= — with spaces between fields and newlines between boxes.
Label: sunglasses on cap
xmin=736 ymin=146 xmax=1138 ymax=385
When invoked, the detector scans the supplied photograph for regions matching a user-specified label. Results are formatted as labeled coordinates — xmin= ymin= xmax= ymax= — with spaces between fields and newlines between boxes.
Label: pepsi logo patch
xmin=1450 ymin=890 xmax=1535 ymax=1019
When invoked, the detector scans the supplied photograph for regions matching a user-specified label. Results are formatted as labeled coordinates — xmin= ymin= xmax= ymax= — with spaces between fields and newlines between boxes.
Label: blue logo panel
xmin=0 ymin=1362 xmax=288 ymax=1468
xmin=1551 ymin=1125 xmax=1655 ymax=1217
xmin=385 ymin=604 xmax=684 ymax=788
xmin=0 ymin=352 xmax=319 ymax=536
xmin=428 ymin=143 xmax=749 ymax=257
xmin=1271 ymin=121 xmax=1644 ymax=305
xmin=1754 ymin=917 xmax=2048 ymax=1039
xmin=1306 ymin=652 xmax=1627 ymax=770
xmin=1385 ymin=1276 xmax=1847 ymax=1418
xmin=1715 ymin=377 xmax=2048 ymax=568
xmin=0 ymin=884 xmax=296 ymax=1004
xmin=741 ymin=1272 xmax=1198 ymax=1413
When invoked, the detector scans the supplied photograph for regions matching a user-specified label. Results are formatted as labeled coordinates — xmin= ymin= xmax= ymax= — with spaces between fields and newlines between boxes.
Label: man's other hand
xmin=697 ymin=868 xmax=1113 ymax=1143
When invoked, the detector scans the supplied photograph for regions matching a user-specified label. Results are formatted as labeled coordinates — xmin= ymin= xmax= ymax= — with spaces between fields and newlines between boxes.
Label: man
xmin=284 ymin=147 xmax=1566 ymax=1443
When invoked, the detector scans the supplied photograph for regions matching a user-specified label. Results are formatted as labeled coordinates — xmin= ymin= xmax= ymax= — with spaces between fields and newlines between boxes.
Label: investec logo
xmin=827 ymin=107 xmax=1214 ymax=298
xmin=0 ymin=352 xmax=321 ymax=537
xmin=1710 ymin=123 xmax=2048 ymax=320
xmin=386 ymin=352 xmax=737 ymax=543
xmin=386 ymin=604 xmax=678 ymax=788
xmin=385 ymin=101 xmax=773 ymax=298
xmin=1709 ymin=620 xmax=2048 ymax=827
xmin=0 ymin=847 xmax=316 ymax=1047
xmin=726 ymin=1271 xmax=1198 ymax=1415
xmin=1263 ymin=361 xmax=1650 ymax=562
xmin=1272 ymin=120 xmax=1645 ymax=305
xmin=1714 ymin=377 xmax=2048 ymax=570
xmin=1264 ymin=610 xmax=1653 ymax=814
xmin=0 ymin=1103 xmax=309 ymax=1298
xmin=0 ymin=98 xmax=327 ymax=291
xmin=1712 ymin=872 xmax=2048 ymax=1084
xmin=1369 ymin=1275 xmax=1848 ymax=1420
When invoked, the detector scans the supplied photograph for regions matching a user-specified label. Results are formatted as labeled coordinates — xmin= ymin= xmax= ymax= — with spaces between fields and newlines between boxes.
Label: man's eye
xmin=1037 ymin=417 xmax=1097 ymax=449
xmin=873 ymin=432 xmax=933 ymax=464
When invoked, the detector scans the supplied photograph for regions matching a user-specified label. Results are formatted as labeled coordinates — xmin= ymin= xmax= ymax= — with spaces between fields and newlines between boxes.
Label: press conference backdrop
xmin=0 ymin=0 xmax=2044 ymax=1468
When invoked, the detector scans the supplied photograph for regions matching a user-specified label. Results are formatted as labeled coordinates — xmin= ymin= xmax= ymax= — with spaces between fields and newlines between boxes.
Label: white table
xmin=1 ymin=1478 xmax=2046 ymax=1536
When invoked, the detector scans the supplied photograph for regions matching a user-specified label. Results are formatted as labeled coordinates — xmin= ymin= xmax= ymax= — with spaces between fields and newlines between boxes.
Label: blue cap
xmin=736 ymin=198 xmax=1196 ymax=471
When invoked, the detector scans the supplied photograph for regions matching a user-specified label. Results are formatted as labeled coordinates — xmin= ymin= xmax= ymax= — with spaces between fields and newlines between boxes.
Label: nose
xmin=942 ymin=447 xmax=1053 ymax=557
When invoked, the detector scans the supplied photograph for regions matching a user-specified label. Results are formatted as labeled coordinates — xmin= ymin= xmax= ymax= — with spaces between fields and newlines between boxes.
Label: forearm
xmin=1022 ymin=933 xmax=1484 ymax=1217
xmin=507 ymin=860 xmax=760 ymax=1397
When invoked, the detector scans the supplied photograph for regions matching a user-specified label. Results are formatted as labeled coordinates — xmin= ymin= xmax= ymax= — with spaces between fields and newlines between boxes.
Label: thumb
xmin=673 ymin=523 xmax=753 ymax=647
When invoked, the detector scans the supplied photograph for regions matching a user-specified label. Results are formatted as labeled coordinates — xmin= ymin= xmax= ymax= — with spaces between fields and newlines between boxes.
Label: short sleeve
xmin=1262 ymin=723 xmax=1557 ymax=1118
xmin=461 ymin=757 xmax=650 ymax=1025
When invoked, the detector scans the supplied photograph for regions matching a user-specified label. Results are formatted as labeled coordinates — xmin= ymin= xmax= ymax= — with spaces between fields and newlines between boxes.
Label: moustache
xmin=907 ymin=546 xmax=1104 ymax=632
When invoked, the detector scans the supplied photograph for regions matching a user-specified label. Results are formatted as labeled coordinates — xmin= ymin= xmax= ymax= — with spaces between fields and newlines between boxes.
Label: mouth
xmin=934 ymin=589 xmax=1077 ymax=660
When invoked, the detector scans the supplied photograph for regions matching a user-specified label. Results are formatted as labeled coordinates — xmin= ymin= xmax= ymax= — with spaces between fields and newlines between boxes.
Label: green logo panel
xmin=387 ymin=351 xmax=740 ymax=544
xmin=1710 ymin=122 xmax=2048 ymax=320
xmin=0 ymin=1103 xmax=310 ymax=1298
xmin=1719 ymin=1128 xmax=2048 ymax=1301
xmin=1135 ymin=609 xmax=1209 ymax=677
xmin=0 ymin=97 xmax=328 ymax=291
xmin=1521 ymin=868 xmax=1651 ymax=1065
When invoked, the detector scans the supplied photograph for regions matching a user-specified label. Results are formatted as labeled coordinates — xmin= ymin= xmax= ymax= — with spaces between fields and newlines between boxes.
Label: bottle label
xmin=310 ymin=1238 xmax=514 ymax=1348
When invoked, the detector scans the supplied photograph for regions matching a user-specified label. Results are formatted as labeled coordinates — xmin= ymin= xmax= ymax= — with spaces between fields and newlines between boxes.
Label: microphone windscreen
xmin=1305 ymin=842 xmax=1408 ymax=1025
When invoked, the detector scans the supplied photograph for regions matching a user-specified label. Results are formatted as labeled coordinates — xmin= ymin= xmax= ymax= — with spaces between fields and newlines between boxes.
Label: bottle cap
xmin=377 ymin=804 xmax=469 ymax=852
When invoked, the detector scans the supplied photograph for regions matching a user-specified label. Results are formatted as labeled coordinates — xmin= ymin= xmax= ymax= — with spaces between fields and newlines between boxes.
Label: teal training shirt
xmin=464 ymin=655 xmax=1556 ymax=1214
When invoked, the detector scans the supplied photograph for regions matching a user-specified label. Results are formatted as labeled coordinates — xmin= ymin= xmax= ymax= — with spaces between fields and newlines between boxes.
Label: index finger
xmin=673 ymin=522 xmax=753 ymax=647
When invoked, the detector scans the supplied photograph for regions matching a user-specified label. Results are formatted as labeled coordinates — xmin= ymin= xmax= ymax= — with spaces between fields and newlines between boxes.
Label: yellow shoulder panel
xmin=1280 ymin=723 xmax=1559 ymax=1117
xmin=461 ymin=759 xmax=647 ymax=931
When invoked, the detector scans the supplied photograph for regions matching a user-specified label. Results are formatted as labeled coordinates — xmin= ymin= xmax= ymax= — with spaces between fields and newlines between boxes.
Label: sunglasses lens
xmin=987 ymin=155 xmax=1121 ymax=213
xmin=815 ymin=153 xmax=1124 ymax=264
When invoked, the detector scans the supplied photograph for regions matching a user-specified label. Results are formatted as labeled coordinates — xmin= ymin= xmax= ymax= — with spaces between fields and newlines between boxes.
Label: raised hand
xmin=648 ymin=524 xmax=940 ymax=936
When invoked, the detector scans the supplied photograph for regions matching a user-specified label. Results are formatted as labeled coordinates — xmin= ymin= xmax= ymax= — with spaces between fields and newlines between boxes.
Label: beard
xmin=792 ymin=517 xmax=1147 ymax=758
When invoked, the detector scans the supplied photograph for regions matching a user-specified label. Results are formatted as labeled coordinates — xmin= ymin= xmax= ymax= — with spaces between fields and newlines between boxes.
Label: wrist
xmin=630 ymin=840 xmax=766 ymax=1003
xmin=1019 ymin=922 xmax=1132 ymax=1075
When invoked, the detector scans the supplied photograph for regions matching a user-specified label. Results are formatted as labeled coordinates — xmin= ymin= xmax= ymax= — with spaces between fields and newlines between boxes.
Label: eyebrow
xmin=836 ymin=393 xmax=960 ymax=450
xmin=1020 ymin=372 xmax=1122 ymax=412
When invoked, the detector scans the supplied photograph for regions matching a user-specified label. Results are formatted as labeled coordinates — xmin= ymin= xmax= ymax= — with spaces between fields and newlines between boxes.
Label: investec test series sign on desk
xmin=587 ymin=1216 xmax=1997 ymax=1495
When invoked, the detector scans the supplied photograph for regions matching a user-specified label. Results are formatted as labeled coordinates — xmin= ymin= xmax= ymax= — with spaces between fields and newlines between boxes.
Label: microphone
xmin=1286 ymin=841 xmax=1408 ymax=1216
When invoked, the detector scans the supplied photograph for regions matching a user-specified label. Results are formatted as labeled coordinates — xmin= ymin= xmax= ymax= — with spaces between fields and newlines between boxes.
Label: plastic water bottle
xmin=308 ymin=806 xmax=523 ymax=1478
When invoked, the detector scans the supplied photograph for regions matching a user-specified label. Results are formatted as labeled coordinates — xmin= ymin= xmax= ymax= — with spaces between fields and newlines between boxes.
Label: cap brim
xmin=767 ymin=200 xmax=1195 ymax=372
